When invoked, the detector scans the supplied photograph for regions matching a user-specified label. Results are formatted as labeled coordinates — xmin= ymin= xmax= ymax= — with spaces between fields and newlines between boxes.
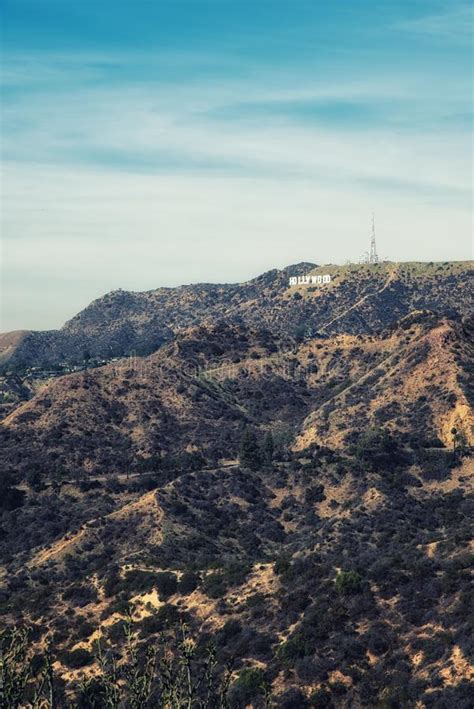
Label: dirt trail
xmin=319 ymin=266 xmax=398 ymax=333
xmin=28 ymin=490 xmax=163 ymax=568
xmin=28 ymin=528 xmax=87 ymax=567
xmin=295 ymin=344 xmax=401 ymax=449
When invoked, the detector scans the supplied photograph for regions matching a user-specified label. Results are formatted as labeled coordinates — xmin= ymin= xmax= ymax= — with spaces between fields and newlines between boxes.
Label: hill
xmin=1 ymin=261 xmax=472 ymax=370
xmin=296 ymin=313 xmax=474 ymax=451
xmin=2 ymin=312 xmax=472 ymax=480
xmin=0 ymin=387 xmax=472 ymax=707
xmin=0 ymin=262 xmax=473 ymax=707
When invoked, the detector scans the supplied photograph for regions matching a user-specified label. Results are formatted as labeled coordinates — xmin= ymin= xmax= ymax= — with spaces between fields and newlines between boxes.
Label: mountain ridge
xmin=1 ymin=260 xmax=472 ymax=370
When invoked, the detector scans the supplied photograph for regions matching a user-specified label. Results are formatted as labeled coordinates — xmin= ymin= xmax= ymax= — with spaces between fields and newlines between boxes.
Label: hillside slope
xmin=296 ymin=314 xmax=474 ymax=450
xmin=1 ymin=428 xmax=472 ymax=707
xmin=0 ymin=310 xmax=473 ymax=706
xmin=1 ymin=261 xmax=472 ymax=369
xmin=2 ymin=313 xmax=472 ymax=481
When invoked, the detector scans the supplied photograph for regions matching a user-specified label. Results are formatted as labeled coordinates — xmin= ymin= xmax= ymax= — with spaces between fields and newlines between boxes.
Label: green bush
xmin=335 ymin=570 xmax=363 ymax=595
xmin=278 ymin=630 xmax=314 ymax=663
xmin=274 ymin=555 xmax=291 ymax=578
xmin=353 ymin=427 xmax=409 ymax=471
xmin=310 ymin=687 xmax=333 ymax=708
xmin=203 ymin=563 xmax=250 ymax=599
xmin=122 ymin=569 xmax=157 ymax=595
xmin=229 ymin=668 xmax=268 ymax=707
xmin=239 ymin=428 xmax=262 ymax=471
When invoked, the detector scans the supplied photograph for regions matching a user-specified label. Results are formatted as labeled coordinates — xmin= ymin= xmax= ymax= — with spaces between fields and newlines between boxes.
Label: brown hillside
xmin=2 ymin=261 xmax=472 ymax=369
xmin=296 ymin=317 xmax=474 ymax=451
xmin=1 ymin=314 xmax=472 ymax=481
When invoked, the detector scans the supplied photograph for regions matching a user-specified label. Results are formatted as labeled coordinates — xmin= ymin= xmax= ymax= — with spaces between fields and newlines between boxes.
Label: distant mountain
xmin=1 ymin=261 xmax=472 ymax=369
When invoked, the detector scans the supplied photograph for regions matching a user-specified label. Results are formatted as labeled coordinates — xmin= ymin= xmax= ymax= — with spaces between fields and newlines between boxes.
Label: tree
xmin=0 ymin=473 xmax=25 ymax=511
xmin=262 ymin=431 xmax=274 ymax=468
xmin=239 ymin=428 xmax=262 ymax=471
xmin=451 ymin=426 xmax=469 ymax=455
xmin=26 ymin=467 xmax=45 ymax=492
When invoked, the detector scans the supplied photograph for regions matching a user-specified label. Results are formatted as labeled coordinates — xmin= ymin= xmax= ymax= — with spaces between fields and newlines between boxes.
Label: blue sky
xmin=1 ymin=0 xmax=473 ymax=330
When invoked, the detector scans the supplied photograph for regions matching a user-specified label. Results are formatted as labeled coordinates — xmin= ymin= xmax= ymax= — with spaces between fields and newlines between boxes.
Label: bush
xmin=139 ymin=603 xmax=183 ymax=636
xmin=309 ymin=688 xmax=333 ymax=708
xmin=305 ymin=484 xmax=325 ymax=504
xmin=217 ymin=619 xmax=242 ymax=646
xmin=278 ymin=629 xmax=315 ymax=663
xmin=60 ymin=647 xmax=93 ymax=669
xmin=229 ymin=668 xmax=268 ymax=708
xmin=239 ymin=428 xmax=262 ymax=471
xmin=202 ymin=573 xmax=227 ymax=599
xmin=335 ymin=570 xmax=363 ymax=595
xmin=0 ymin=484 xmax=25 ymax=511
xmin=274 ymin=555 xmax=291 ymax=578
xmin=155 ymin=603 xmax=181 ymax=628
xmin=354 ymin=428 xmax=409 ymax=471
xmin=62 ymin=583 xmax=98 ymax=607
xmin=178 ymin=571 xmax=201 ymax=595
xmin=277 ymin=687 xmax=309 ymax=708
xmin=121 ymin=569 xmax=157 ymax=595
xmin=155 ymin=571 xmax=178 ymax=600
xmin=76 ymin=619 xmax=94 ymax=641
xmin=203 ymin=563 xmax=250 ymax=599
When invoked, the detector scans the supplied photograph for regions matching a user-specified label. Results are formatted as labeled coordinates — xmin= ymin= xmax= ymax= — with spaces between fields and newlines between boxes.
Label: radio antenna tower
xmin=369 ymin=212 xmax=379 ymax=264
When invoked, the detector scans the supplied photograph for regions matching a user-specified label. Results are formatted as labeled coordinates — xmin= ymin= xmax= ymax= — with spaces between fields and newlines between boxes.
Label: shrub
xmin=62 ymin=583 xmax=98 ymax=606
xmin=154 ymin=603 xmax=181 ymax=628
xmin=277 ymin=687 xmax=309 ymax=708
xmin=203 ymin=563 xmax=250 ymax=599
xmin=178 ymin=571 xmax=201 ymax=595
xmin=76 ymin=619 xmax=94 ymax=641
xmin=274 ymin=555 xmax=291 ymax=578
xmin=218 ymin=619 xmax=242 ymax=645
xmin=202 ymin=573 xmax=227 ymax=599
xmin=60 ymin=647 xmax=93 ymax=669
xmin=155 ymin=571 xmax=178 ymax=600
xmin=121 ymin=569 xmax=157 ymax=595
xmin=335 ymin=570 xmax=363 ymax=595
xmin=354 ymin=428 xmax=409 ymax=471
xmin=309 ymin=688 xmax=333 ymax=708
xmin=229 ymin=668 xmax=268 ymax=708
xmin=278 ymin=630 xmax=314 ymax=663
xmin=305 ymin=484 xmax=325 ymax=504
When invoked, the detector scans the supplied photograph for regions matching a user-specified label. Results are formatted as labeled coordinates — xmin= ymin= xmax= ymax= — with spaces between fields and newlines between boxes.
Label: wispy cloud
xmin=1 ymin=1 xmax=472 ymax=331
xmin=2 ymin=55 xmax=470 ymax=189
xmin=395 ymin=3 xmax=473 ymax=42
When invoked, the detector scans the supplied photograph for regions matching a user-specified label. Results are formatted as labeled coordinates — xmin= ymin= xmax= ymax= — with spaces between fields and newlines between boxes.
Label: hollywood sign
xmin=289 ymin=274 xmax=332 ymax=286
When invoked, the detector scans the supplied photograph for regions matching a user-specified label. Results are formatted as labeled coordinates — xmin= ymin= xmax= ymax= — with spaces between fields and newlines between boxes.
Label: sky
xmin=1 ymin=0 xmax=473 ymax=331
